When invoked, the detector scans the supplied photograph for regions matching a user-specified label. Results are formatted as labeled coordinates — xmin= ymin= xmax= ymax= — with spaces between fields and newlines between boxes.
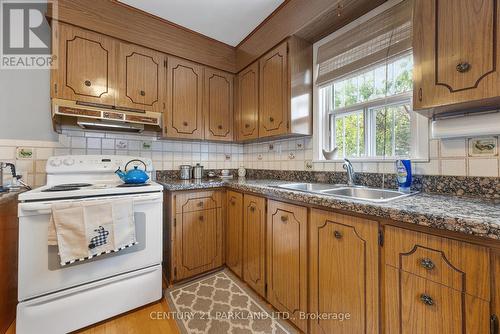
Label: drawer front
xmin=385 ymin=266 xmax=490 ymax=334
xmin=174 ymin=190 xmax=223 ymax=213
xmin=384 ymin=226 xmax=490 ymax=300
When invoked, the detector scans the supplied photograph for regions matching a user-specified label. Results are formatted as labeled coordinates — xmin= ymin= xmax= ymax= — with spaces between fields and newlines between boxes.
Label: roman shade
xmin=316 ymin=0 xmax=413 ymax=85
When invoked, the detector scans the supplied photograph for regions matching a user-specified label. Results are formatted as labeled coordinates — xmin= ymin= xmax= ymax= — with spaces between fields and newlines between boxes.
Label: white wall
xmin=0 ymin=69 xmax=58 ymax=141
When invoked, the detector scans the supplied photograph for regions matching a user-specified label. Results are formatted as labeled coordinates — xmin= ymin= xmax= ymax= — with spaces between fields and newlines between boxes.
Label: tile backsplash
xmin=0 ymin=126 xmax=498 ymax=188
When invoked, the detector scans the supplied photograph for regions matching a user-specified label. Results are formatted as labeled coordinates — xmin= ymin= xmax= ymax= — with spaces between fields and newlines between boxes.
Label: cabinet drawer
xmin=174 ymin=190 xmax=223 ymax=213
xmin=384 ymin=226 xmax=490 ymax=300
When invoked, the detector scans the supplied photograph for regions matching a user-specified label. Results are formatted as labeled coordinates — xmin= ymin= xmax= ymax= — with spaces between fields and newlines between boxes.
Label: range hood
xmin=52 ymin=99 xmax=162 ymax=133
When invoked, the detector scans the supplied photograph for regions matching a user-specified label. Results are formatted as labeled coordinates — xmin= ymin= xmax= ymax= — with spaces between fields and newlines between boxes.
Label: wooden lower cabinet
xmin=267 ymin=200 xmax=308 ymax=332
xmin=309 ymin=209 xmax=379 ymax=334
xmin=226 ymin=191 xmax=243 ymax=277
xmin=243 ymin=194 xmax=266 ymax=297
xmin=172 ymin=190 xmax=224 ymax=281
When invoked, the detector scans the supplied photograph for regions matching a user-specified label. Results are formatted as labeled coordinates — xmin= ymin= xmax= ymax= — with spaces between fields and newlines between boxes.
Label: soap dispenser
xmin=395 ymin=159 xmax=412 ymax=193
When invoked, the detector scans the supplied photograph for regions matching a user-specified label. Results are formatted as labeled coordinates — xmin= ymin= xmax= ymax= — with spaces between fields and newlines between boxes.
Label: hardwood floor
xmin=6 ymin=274 xmax=180 ymax=334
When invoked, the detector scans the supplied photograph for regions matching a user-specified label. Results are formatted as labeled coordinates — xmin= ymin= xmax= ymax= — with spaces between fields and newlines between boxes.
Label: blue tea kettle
xmin=115 ymin=159 xmax=150 ymax=184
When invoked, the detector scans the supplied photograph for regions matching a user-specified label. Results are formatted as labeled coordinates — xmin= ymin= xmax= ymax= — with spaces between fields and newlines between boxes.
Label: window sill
xmin=313 ymin=158 xmax=430 ymax=163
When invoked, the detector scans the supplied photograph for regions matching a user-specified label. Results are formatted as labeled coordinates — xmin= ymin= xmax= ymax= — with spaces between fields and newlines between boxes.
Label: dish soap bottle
xmin=395 ymin=159 xmax=412 ymax=193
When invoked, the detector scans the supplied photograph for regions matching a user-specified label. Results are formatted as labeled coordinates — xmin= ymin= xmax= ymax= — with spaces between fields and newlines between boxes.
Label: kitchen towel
xmin=49 ymin=199 xmax=138 ymax=266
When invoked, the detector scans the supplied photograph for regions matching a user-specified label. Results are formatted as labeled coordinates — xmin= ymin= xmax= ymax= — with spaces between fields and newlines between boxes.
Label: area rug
xmin=165 ymin=269 xmax=298 ymax=334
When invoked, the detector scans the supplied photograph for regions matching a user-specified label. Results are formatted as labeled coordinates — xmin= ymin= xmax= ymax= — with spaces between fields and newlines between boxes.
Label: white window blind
xmin=316 ymin=0 xmax=413 ymax=86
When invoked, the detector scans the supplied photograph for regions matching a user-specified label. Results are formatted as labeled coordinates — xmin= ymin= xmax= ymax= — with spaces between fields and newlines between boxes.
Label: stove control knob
xmin=63 ymin=158 xmax=75 ymax=166
xmin=50 ymin=159 xmax=62 ymax=167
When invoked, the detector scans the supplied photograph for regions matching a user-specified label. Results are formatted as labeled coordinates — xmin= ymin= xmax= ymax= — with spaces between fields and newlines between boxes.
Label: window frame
xmin=312 ymin=0 xmax=429 ymax=163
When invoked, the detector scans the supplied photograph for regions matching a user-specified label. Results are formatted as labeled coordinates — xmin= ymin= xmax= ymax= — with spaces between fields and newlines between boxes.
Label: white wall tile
xmin=414 ymin=160 xmax=440 ymax=175
xmin=441 ymin=159 xmax=466 ymax=176
xmin=440 ymin=139 xmax=466 ymax=158
xmin=468 ymin=158 xmax=499 ymax=177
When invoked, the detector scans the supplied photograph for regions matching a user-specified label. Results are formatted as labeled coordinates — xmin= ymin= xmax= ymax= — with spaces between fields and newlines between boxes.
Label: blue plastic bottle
xmin=395 ymin=159 xmax=412 ymax=193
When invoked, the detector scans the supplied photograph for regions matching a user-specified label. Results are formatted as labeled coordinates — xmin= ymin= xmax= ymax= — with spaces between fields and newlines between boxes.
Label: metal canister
xmin=179 ymin=165 xmax=192 ymax=180
xmin=192 ymin=163 xmax=204 ymax=179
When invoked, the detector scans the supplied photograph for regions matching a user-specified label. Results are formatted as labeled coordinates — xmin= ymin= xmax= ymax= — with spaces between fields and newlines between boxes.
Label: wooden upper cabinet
xmin=164 ymin=57 xmax=204 ymax=139
xmin=259 ymin=41 xmax=288 ymax=137
xmin=116 ymin=43 xmax=166 ymax=113
xmin=226 ymin=191 xmax=243 ymax=277
xmin=309 ymin=209 xmax=379 ymax=334
xmin=413 ymin=0 xmax=500 ymax=113
xmin=203 ymin=68 xmax=234 ymax=141
xmin=235 ymin=62 xmax=259 ymax=141
xmin=243 ymin=195 xmax=266 ymax=297
xmin=52 ymin=23 xmax=117 ymax=105
xmin=267 ymin=201 xmax=308 ymax=332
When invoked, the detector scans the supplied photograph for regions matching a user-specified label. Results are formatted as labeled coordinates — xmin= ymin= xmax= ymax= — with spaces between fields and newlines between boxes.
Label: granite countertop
xmin=0 ymin=189 xmax=25 ymax=204
xmin=159 ymin=178 xmax=500 ymax=240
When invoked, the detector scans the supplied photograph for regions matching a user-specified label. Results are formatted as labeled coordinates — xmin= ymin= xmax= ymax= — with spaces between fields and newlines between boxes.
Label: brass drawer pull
xmin=84 ymin=80 xmax=91 ymax=87
xmin=244 ymin=123 xmax=250 ymax=128
xmin=280 ymin=215 xmax=288 ymax=223
xmin=140 ymin=90 xmax=146 ymax=96
xmin=183 ymin=121 xmax=188 ymax=126
xmin=456 ymin=62 xmax=471 ymax=73
xmin=218 ymin=125 xmax=223 ymax=130
xmin=269 ymin=117 xmax=274 ymax=122
xmin=420 ymin=294 xmax=434 ymax=306
xmin=230 ymin=199 xmax=235 ymax=205
xmin=197 ymin=201 xmax=203 ymax=207
xmin=420 ymin=258 xmax=435 ymax=270
xmin=249 ymin=206 xmax=255 ymax=212
xmin=199 ymin=215 xmax=204 ymax=221
xmin=334 ymin=231 xmax=342 ymax=239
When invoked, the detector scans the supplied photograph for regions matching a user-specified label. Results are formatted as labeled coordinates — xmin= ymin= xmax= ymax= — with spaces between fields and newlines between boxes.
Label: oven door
xmin=18 ymin=192 xmax=163 ymax=301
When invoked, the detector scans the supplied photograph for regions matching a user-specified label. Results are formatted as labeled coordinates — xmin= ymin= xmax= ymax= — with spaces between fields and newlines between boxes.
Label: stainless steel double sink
xmin=274 ymin=182 xmax=417 ymax=203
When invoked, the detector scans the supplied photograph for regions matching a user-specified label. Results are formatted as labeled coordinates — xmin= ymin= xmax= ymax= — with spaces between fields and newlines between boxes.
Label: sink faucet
xmin=343 ymin=158 xmax=356 ymax=186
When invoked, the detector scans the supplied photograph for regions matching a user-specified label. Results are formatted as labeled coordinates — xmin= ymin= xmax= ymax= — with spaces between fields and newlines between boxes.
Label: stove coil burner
xmin=41 ymin=183 xmax=93 ymax=192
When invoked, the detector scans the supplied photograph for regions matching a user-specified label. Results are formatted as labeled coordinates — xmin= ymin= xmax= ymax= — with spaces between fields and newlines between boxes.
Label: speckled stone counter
xmin=0 ymin=190 xmax=23 ymax=204
xmin=158 ymin=178 xmax=500 ymax=240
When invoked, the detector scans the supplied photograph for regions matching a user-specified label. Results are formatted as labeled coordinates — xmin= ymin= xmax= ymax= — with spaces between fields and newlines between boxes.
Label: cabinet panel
xmin=117 ymin=43 xmax=166 ymax=112
xmin=174 ymin=190 xmax=223 ymax=213
xmin=259 ymin=41 xmax=288 ymax=137
xmin=236 ymin=62 xmax=259 ymax=141
xmin=310 ymin=209 xmax=379 ymax=334
xmin=385 ymin=266 xmax=490 ymax=334
xmin=226 ymin=191 xmax=243 ymax=277
xmin=243 ymin=195 xmax=266 ymax=297
xmin=413 ymin=0 xmax=500 ymax=111
xmin=384 ymin=225 xmax=490 ymax=300
xmin=52 ymin=23 xmax=117 ymax=105
xmin=204 ymin=68 xmax=234 ymax=141
xmin=267 ymin=201 xmax=307 ymax=332
xmin=165 ymin=57 xmax=203 ymax=139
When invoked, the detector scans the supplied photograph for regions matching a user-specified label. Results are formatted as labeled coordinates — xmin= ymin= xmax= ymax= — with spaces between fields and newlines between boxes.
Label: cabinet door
xmin=203 ymin=68 xmax=234 ymax=141
xmin=52 ymin=23 xmax=117 ymax=105
xmin=243 ymin=195 xmax=266 ymax=297
xmin=226 ymin=191 xmax=243 ymax=277
xmin=413 ymin=0 xmax=500 ymax=110
xmin=235 ymin=62 xmax=259 ymax=141
xmin=175 ymin=209 xmax=223 ymax=281
xmin=309 ymin=209 xmax=379 ymax=334
xmin=164 ymin=57 xmax=203 ymax=139
xmin=267 ymin=201 xmax=307 ymax=332
xmin=385 ymin=266 xmax=490 ymax=334
xmin=259 ymin=41 xmax=288 ymax=137
xmin=116 ymin=43 xmax=166 ymax=113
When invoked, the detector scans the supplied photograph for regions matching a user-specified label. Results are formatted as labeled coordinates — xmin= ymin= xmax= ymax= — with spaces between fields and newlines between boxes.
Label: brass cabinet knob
xmin=280 ymin=215 xmax=288 ymax=223
xmin=334 ymin=230 xmax=342 ymax=239
xmin=420 ymin=294 xmax=434 ymax=306
xmin=183 ymin=121 xmax=188 ymax=126
xmin=249 ymin=206 xmax=255 ymax=212
xmin=230 ymin=199 xmax=235 ymax=205
xmin=84 ymin=80 xmax=91 ymax=87
xmin=199 ymin=215 xmax=204 ymax=221
xmin=218 ymin=125 xmax=223 ymax=130
xmin=269 ymin=117 xmax=274 ymax=122
xmin=456 ymin=62 xmax=471 ymax=73
xmin=244 ymin=123 xmax=250 ymax=128
xmin=420 ymin=258 xmax=435 ymax=270
xmin=197 ymin=201 xmax=203 ymax=207
xmin=140 ymin=90 xmax=146 ymax=96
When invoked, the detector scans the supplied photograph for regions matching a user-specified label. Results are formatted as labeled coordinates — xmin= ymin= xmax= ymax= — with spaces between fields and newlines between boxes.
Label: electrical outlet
xmin=304 ymin=160 xmax=313 ymax=171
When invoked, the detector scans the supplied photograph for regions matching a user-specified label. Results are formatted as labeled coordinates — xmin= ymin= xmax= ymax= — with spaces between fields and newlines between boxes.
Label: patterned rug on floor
xmin=165 ymin=269 xmax=298 ymax=334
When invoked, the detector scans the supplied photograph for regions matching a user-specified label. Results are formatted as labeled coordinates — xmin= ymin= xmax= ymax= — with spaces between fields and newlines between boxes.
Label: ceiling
xmin=117 ymin=0 xmax=285 ymax=46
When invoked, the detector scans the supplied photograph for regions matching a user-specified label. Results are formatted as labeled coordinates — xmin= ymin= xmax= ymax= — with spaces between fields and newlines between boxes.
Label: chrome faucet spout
xmin=343 ymin=158 xmax=356 ymax=186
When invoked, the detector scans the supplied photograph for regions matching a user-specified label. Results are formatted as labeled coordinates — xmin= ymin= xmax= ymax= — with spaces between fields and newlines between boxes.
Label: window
xmin=318 ymin=53 xmax=426 ymax=160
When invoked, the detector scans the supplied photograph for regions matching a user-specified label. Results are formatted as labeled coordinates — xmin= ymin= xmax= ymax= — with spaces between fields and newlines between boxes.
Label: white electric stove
xmin=17 ymin=155 xmax=164 ymax=334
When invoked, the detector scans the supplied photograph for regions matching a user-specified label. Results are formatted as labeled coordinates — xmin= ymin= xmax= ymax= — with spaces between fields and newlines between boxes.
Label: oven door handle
xmin=20 ymin=194 xmax=162 ymax=214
